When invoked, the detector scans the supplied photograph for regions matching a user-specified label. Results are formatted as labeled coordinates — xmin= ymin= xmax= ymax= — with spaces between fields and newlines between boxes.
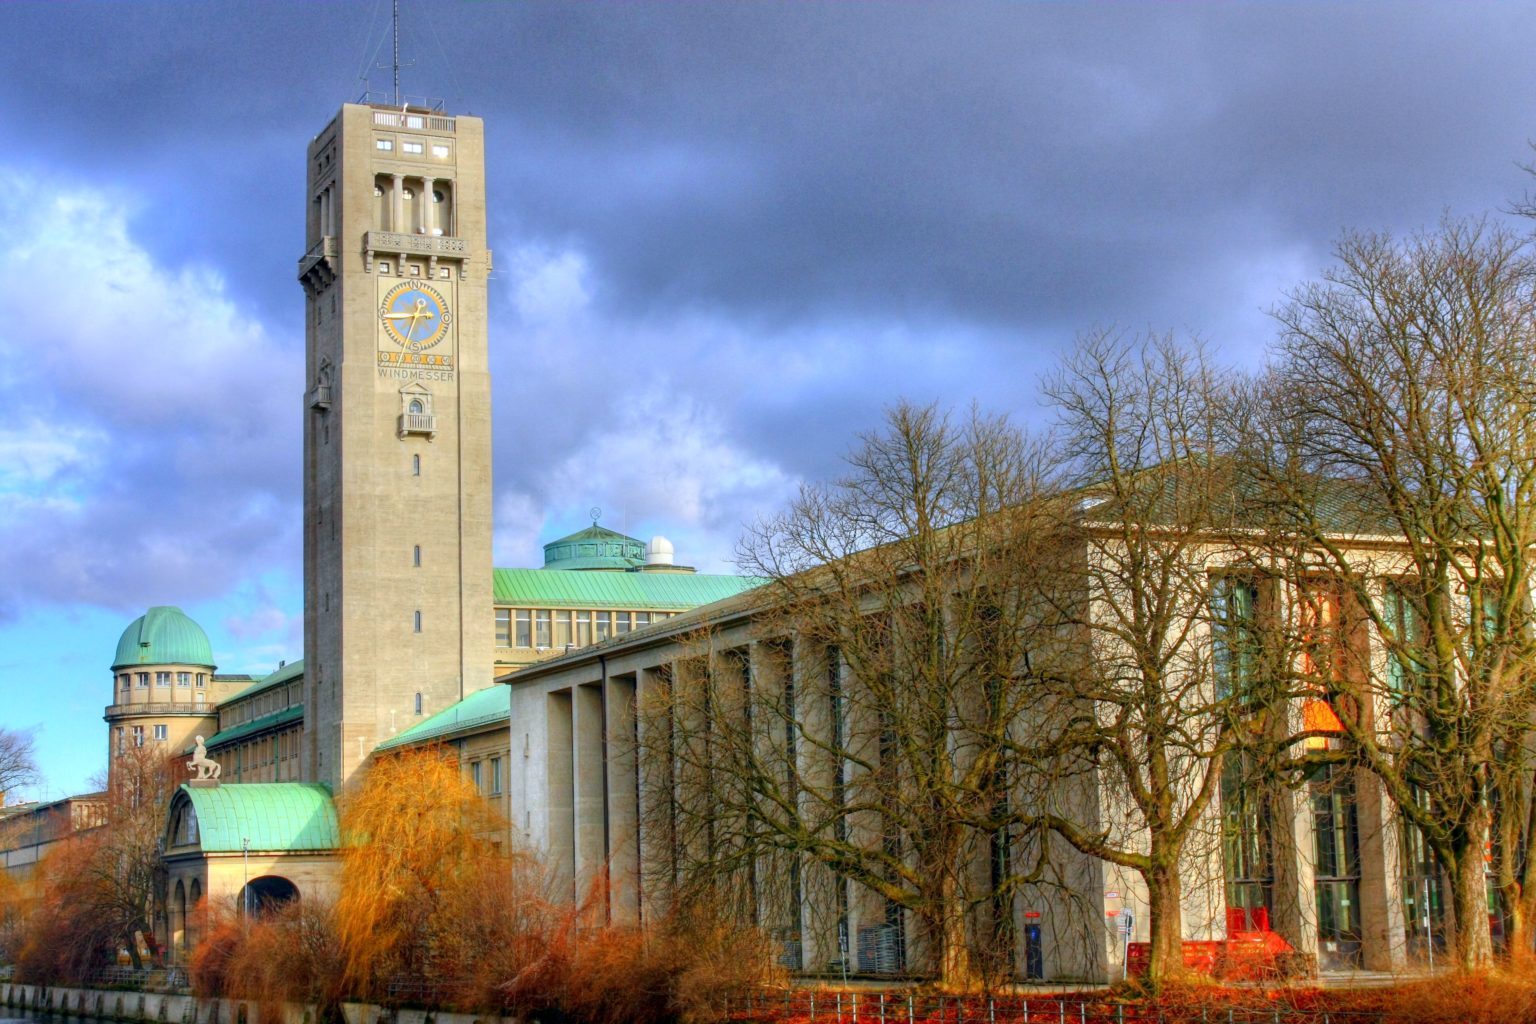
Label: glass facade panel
xmin=1220 ymin=754 xmax=1272 ymax=931
xmin=1212 ymin=576 xmax=1260 ymax=700
xmin=1311 ymin=763 xmax=1361 ymax=969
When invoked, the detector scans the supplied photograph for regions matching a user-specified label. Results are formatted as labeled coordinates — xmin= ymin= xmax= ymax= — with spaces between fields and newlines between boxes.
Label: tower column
xmin=423 ymin=177 xmax=437 ymax=235
xmin=392 ymin=173 xmax=405 ymax=233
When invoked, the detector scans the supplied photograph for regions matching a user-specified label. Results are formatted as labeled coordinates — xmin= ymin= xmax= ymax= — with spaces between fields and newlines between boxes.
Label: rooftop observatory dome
xmin=112 ymin=606 xmax=215 ymax=671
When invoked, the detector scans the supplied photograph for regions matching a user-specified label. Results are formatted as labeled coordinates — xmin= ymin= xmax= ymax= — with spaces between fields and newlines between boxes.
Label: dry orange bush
xmin=334 ymin=746 xmax=519 ymax=1001
xmin=13 ymin=832 xmax=119 ymax=983
xmin=188 ymin=746 xmax=782 ymax=1023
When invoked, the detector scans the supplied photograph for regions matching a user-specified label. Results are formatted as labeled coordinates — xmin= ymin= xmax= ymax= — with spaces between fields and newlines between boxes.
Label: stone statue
xmin=187 ymin=735 xmax=222 ymax=781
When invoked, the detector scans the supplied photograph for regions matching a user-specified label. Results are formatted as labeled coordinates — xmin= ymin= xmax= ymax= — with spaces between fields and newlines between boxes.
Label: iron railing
xmin=721 ymin=990 xmax=1390 ymax=1024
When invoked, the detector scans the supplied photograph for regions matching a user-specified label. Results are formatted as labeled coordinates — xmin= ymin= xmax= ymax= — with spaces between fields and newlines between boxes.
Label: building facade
xmin=299 ymin=103 xmax=495 ymax=791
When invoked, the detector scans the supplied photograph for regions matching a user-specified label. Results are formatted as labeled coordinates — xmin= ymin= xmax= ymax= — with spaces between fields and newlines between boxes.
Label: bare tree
xmin=1023 ymin=330 xmax=1254 ymax=987
xmin=0 ymin=727 xmax=38 ymax=803
xmin=1253 ymin=219 xmax=1536 ymax=969
xmin=642 ymin=402 xmax=1064 ymax=989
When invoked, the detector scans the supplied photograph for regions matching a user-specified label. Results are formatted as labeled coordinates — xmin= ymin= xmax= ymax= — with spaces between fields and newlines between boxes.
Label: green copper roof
xmin=199 ymin=704 xmax=304 ymax=751
xmin=542 ymin=524 xmax=646 ymax=570
xmin=224 ymin=659 xmax=304 ymax=704
xmin=176 ymin=783 xmax=338 ymax=853
xmin=375 ymin=684 xmax=509 ymax=752
xmin=493 ymin=568 xmax=761 ymax=608
xmin=112 ymin=606 xmax=215 ymax=670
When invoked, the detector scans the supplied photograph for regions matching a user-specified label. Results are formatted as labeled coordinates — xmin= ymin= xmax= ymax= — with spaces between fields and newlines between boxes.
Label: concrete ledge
xmin=1 ymin=984 xmax=513 ymax=1024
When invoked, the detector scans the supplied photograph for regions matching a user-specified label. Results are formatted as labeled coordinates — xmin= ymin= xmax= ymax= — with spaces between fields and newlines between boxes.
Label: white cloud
xmin=508 ymin=244 xmax=592 ymax=326
xmin=0 ymin=171 xmax=300 ymax=617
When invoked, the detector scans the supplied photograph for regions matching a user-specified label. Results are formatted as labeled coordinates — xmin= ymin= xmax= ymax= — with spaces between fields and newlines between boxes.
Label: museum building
xmin=0 ymin=96 xmax=1458 ymax=985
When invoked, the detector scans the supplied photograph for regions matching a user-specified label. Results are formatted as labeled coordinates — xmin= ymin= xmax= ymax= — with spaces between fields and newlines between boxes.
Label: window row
xmin=119 ymin=671 xmax=208 ymax=691
xmin=494 ymin=608 xmax=679 ymax=650
xmin=374 ymin=135 xmax=452 ymax=159
xmin=115 ymin=723 xmax=171 ymax=751
xmin=469 ymin=755 xmax=504 ymax=796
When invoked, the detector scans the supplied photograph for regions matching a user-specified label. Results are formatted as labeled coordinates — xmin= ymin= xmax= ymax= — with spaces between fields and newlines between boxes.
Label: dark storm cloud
xmin=3 ymin=0 xmax=1536 ymax=592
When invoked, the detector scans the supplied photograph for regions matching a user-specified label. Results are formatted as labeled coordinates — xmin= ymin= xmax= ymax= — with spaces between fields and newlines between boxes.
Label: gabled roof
xmin=492 ymin=568 xmax=760 ymax=608
xmin=173 ymin=783 xmax=338 ymax=854
xmin=375 ymin=684 xmax=509 ymax=751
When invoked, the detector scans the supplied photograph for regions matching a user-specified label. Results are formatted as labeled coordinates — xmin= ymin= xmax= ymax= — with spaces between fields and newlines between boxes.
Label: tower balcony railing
xmin=398 ymin=412 xmax=437 ymax=438
xmin=364 ymin=230 xmax=467 ymax=257
xmin=297 ymin=236 xmax=337 ymax=278
xmin=369 ymin=108 xmax=455 ymax=133
xmin=104 ymin=701 xmax=214 ymax=718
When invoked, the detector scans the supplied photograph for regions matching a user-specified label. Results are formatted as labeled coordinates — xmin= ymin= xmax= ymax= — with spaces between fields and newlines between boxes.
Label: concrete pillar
xmin=635 ymin=663 xmax=675 ymax=920
xmin=605 ymin=674 xmax=640 ymax=925
xmin=422 ymin=177 xmax=436 ymax=235
xmin=573 ymin=682 xmax=606 ymax=911
xmin=1355 ymin=770 xmax=1408 ymax=970
xmin=546 ymin=690 xmax=574 ymax=900
xmin=1270 ymin=782 xmax=1321 ymax=966
xmin=391 ymin=174 xmax=405 ymax=233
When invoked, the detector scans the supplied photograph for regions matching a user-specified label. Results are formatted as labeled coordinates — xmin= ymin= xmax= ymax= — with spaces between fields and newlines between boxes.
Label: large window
xmin=535 ymin=610 xmax=551 ymax=648
xmin=555 ymin=611 xmax=572 ymax=649
xmin=1220 ymin=754 xmax=1273 ymax=931
xmin=516 ymin=610 xmax=531 ymax=648
xmin=495 ymin=609 xmax=511 ymax=647
xmin=156 ymin=671 xmax=172 ymax=688
xmin=1382 ymin=580 xmax=1426 ymax=699
xmin=1399 ymin=786 xmax=1446 ymax=962
xmin=1311 ymin=761 xmax=1362 ymax=970
xmin=177 ymin=672 xmax=191 ymax=687
xmin=1212 ymin=576 xmax=1262 ymax=700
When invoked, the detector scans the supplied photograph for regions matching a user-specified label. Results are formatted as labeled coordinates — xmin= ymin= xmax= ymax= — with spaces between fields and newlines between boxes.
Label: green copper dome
xmin=112 ymin=606 xmax=215 ymax=670
xmin=542 ymin=524 xmax=646 ymax=571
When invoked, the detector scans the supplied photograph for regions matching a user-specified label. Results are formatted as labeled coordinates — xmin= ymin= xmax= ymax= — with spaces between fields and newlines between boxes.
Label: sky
xmin=3 ymin=1 xmax=1536 ymax=800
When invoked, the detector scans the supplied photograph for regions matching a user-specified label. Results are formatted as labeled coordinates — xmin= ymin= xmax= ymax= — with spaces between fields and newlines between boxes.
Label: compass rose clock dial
xmin=379 ymin=281 xmax=453 ymax=352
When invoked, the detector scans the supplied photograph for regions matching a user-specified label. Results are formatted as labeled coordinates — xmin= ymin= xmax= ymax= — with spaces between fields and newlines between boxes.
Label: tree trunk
xmin=1143 ymin=862 xmax=1184 ymax=990
xmin=1450 ymin=848 xmax=1495 ymax=971
xmin=931 ymin=870 xmax=978 ymax=991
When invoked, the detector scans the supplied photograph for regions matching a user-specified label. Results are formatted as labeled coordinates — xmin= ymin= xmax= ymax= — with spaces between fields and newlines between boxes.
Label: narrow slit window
xmin=413 ymin=544 xmax=422 ymax=567
xmin=413 ymin=610 xmax=422 ymax=632
xmin=412 ymin=454 xmax=421 ymax=476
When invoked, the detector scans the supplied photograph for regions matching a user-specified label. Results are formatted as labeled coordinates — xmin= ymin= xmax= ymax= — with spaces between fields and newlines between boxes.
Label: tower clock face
xmin=379 ymin=282 xmax=452 ymax=352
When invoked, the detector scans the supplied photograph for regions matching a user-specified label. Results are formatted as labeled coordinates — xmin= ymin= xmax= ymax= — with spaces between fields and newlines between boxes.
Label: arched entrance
xmin=239 ymin=875 xmax=300 ymax=918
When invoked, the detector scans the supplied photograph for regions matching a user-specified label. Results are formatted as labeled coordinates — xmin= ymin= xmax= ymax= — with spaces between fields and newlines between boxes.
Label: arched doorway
xmin=239 ymin=875 xmax=300 ymax=918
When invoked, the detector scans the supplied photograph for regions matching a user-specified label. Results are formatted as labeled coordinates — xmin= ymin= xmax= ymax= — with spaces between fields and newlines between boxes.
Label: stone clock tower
xmin=297 ymin=104 xmax=493 ymax=790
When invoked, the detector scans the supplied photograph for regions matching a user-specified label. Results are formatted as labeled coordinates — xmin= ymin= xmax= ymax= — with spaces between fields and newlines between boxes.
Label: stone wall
xmin=0 ymin=983 xmax=509 ymax=1024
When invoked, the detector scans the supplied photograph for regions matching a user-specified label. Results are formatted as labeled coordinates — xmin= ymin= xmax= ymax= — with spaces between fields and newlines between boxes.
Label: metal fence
xmin=723 ymin=990 xmax=1391 ymax=1024
xmin=75 ymin=966 xmax=189 ymax=992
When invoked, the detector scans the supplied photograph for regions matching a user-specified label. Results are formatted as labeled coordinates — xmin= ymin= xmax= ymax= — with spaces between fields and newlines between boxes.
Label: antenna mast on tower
xmin=392 ymin=0 xmax=402 ymax=106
